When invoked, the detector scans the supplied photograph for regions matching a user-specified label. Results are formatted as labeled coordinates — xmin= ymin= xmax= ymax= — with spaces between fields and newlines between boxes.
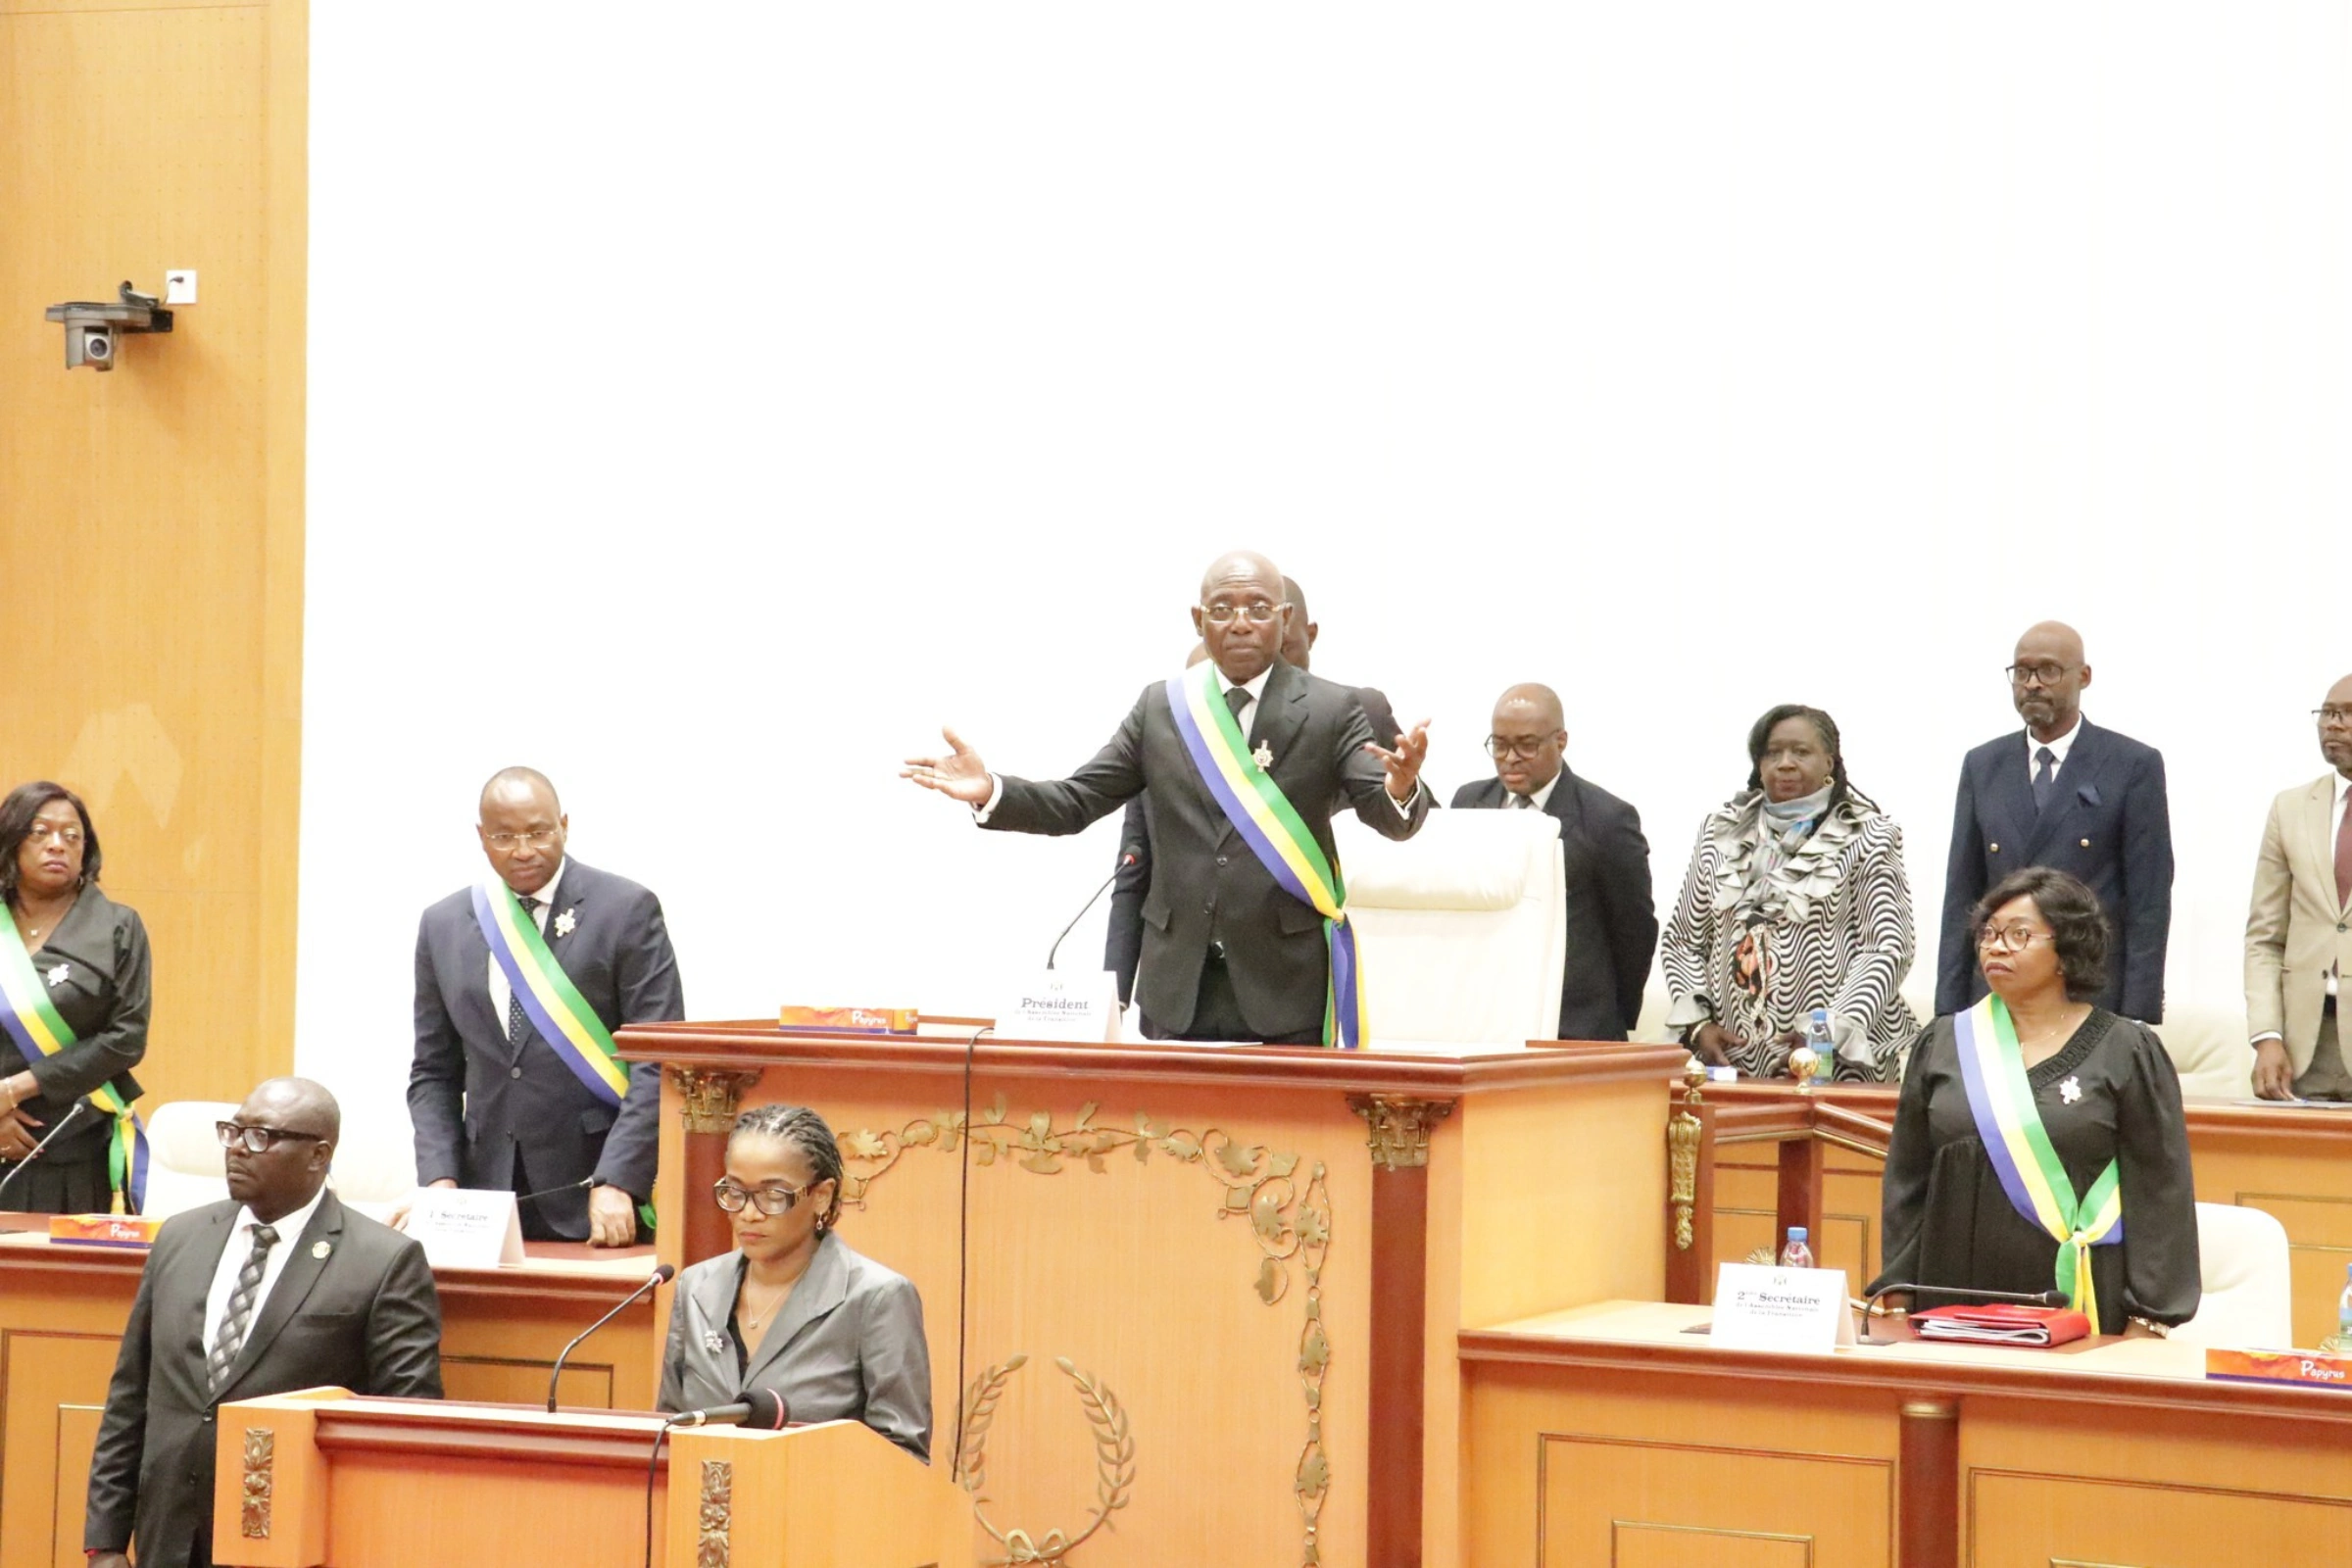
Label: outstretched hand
xmin=901 ymin=727 xmax=994 ymax=806
xmin=1365 ymin=719 xmax=1431 ymax=803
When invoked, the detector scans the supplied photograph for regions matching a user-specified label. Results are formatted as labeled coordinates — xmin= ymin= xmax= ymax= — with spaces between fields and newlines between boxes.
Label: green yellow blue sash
xmin=1952 ymin=995 xmax=2123 ymax=1324
xmin=1165 ymin=663 xmax=1367 ymax=1048
xmin=471 ymin=883 xmax=630 ymax=1105
xmin=0 ymin=923 xmax=148 ymax=1213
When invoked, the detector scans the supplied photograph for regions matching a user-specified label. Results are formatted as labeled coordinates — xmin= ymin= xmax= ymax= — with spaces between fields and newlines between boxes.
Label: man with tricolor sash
xmin=408 ymin=768 xmax=685 ymax=1244
xmin=905 ymin=551 xmax=1430 ymax=1047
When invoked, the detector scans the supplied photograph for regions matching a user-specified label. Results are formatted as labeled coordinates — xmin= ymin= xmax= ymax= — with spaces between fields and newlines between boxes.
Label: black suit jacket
xmin=409 ymin=858 xmax=685 ymax=1236
xmin=84 ymin=1193 xmax=444 ymax=1567
xmin=997 ymin=662 xmax=1428 ymax=1037
xmin=1936 ymin=720 xmax=2174 ymax=1021
xmin=1449 ymin=771 xmax=1658 ymax=1040
xmin=1103 ymin=684 xmax=1400 ymax=1007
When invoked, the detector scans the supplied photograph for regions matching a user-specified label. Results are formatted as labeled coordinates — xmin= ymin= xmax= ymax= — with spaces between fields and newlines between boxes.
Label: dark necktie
xmin=207 ymin=1222 xmax=280 ymax=1392
xmin=507 ymin=896 xmax=542 ymax=1041
xmin=1226 ymin=683 xmax=1252 ymax=737
xmin=1510 ymin=793 xmax=1535 ymax=809
xmin=2334 ymin=801 xmax=2352 ymax=911
xmin=2031 ymin=747 xmax=2057 ymax=815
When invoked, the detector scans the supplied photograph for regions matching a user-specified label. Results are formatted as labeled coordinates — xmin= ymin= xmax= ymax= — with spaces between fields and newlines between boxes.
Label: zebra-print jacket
xmin=1660 ymin=791 xmax=1920 ymax=1081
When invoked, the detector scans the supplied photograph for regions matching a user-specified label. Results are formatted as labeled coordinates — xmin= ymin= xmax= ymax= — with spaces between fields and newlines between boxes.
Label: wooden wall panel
xmin=0 ymin=0 xmax=306 ymax=1111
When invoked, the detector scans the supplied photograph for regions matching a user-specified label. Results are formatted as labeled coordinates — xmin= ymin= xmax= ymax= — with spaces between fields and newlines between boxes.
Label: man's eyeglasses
xmin=712 ymin=1179 xmax=810 ymax=1216
xmin=215 ymin=1122 xmax=327 ymax=1153
xmin=482 ymin=828 xmax=561 ymax=850
xmin=1484 ymin=735 xmax=1556 ymax=760
xmin=2005 ymin=662 xmax=2075 ymax=688
xmin=2315 ymin=708 xmax=2352 ymax=728
xmin=1200 ymin=601 xmax=1288 ymax=625
xmin=1976 ymin=924 xmax=2054 ymax=954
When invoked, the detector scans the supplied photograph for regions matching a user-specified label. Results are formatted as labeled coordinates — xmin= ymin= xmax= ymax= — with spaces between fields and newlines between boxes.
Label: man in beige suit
xmin=2245 ymin=675 xmax=2352 ymax=1100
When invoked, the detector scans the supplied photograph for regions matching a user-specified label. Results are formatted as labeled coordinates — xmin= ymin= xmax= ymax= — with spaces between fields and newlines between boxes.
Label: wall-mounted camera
xmin=43 ymin=282 xmax=173 ymax=372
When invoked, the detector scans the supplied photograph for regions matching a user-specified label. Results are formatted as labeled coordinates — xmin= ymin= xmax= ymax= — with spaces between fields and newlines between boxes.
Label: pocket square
xmin=2076 ymin=782 xmax=2101 ymax=807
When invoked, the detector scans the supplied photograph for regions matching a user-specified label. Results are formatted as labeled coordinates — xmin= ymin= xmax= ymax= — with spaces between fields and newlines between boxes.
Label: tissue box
xmin=49 ymin=1213 xmax=163 ymax=1249
xmin=777 ymin=1005 xmax=919 ymax=1035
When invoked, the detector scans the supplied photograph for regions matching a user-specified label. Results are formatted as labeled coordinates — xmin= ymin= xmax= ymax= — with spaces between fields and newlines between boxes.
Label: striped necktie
xmin=207 ymin=1222 xmax=280 ymax=1392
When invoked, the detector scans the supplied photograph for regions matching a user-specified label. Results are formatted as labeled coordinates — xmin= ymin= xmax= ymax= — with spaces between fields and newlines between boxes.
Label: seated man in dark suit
xmin=86 ymin=1077 xmax=444 ymax=1568
xmin=1450 ymin=683 xmax=1657 ymax=1040
xmin=1104 ymin=575 xmax=1401 ymax=1008
xmin=908 ymin=551 xmax=1430 ymax=1044
xmin=1937 ymin=621 xmax=2174 ymax=1022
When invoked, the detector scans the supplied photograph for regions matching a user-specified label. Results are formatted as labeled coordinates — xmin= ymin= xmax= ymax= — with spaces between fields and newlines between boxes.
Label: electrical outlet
xmin=164 ymin=270 xmax=197 ymax=305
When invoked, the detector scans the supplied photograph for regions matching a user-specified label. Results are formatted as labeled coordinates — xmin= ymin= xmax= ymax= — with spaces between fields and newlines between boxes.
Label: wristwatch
xmin=2126 ymin=1314 xmax=2172 ymax=1339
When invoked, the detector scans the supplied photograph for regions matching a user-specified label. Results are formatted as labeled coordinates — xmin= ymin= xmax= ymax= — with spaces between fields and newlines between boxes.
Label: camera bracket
xmin=44 ymin=281 xmax=175 ymax=370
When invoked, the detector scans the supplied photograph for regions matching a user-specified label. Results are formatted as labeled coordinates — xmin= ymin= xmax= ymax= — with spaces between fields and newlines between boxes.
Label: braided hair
xmin=1742 ymin=705 xmax=1880 ymax=820
xmin=729 ymin=1103 xmax=847 ymax=1230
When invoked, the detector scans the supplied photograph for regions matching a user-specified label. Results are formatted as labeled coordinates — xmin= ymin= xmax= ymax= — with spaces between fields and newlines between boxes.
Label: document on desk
xmin=1912 ymin=1303 xmax=2090 ymax=1347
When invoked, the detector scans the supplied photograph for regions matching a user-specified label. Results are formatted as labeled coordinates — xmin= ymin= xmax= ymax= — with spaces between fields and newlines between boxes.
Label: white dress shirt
xmin=203 ymin=1181 xmax=329 ymax=1362
xmin=1508 ymin=768 xmax=1565 ymax=811
xmin=2026 ymin=715 xmax=2082 ymax=780
xmin=488 ymin=860 xmax=566 ymax=1037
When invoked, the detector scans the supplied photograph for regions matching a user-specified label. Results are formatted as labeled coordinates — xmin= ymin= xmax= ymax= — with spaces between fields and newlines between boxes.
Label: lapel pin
xmin=1988 ymin=843 xmax=1999 ymax=854
xmin=2059 ymin=1076 xmax=2083 ymax=1104
xmin=704 ymin=1329 xmax=729 ymax=1355
xmin=312 ymin=1241 xmax=331 ymax=1259
xmin=554 ymin=907 xmax=578 ymax=939
xmin=2080 ymin=838 xmax=2090 ymax=849
xmin=1252 ymin=741 xmax=1274 ymax=770
xmin=44 ymin=963 xmax=69 ymax=989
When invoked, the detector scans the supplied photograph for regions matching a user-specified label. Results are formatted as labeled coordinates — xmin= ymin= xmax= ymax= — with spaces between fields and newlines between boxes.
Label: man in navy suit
xmin=1450 ymin=683 xmax=1656 ymax=1040
xmin=1937 ymin=622 xmax=2174 ymax=1021
xmin=408 ymin=767 xmax=685 ymax=1244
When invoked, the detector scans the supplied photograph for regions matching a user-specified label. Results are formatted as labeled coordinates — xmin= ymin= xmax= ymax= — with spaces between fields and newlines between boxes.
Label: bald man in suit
xmin=2245 ymin=673 xmax=2352 ymax=1100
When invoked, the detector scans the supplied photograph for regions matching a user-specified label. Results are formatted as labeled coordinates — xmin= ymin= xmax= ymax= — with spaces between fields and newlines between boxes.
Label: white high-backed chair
xmin=2173 ymin=1202 xmax=2295 ymax=1348
xmin=1335 ymin=809 xmax=1567 ymax=1050
xmin=139 ymin=1099 xmax=237 ymax=1219
xmin=2152 ymin=1003 xmax=2256 ymax=1101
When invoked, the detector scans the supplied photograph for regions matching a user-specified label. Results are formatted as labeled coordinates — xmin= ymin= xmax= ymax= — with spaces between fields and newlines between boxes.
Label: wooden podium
xmin=213 ymin=1391 xmax=962 ymax=1568
xmin=620 ymin=1022 xmax=1686 ymax=1568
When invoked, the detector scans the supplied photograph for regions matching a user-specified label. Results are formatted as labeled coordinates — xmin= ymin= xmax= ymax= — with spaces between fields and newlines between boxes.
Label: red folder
xmin=1911 ymin=1303 xmax=2091 ymax=1347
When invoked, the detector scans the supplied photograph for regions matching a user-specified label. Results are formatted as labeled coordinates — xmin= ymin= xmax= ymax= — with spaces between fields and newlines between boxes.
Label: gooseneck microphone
xmin=514 ymin=1175 xmax=596 ymax=1210
xmin=665 ymin=1388 xmax=788 ymax=1430
xmin=547 ymin=1264 xmax=674 ymax=1411
xmin=1045 ymin=855 xmax=1137 ymax=970
xmin=0 ymin=1099 xmax=94 ymax=1207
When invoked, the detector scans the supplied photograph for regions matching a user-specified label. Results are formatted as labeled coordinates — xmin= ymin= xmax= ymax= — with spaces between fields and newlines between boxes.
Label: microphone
xmin=664 ymin=1389 xmax=788 ymax=1430
xmin=1045 ymin=854 xmax=1137 ymax=970
xmin=0 ymin=1099 xmax=94 ymax=1207
xmin=514 ymin=1175 xmax=596 ymax=1209
xmin=546 ymin=1264 xmax=673 ymax=1411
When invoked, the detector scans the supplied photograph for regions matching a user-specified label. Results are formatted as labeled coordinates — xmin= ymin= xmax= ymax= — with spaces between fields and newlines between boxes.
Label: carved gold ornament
xmin=1344 ymin=1094 xmax=1454 ymax=1170
xmin=955 ymin=1354 xmax=1136 ymax=1565
xmin=239 ymin=1427 xmax=273 ymax=1539
xmin=847 ymin=1097 xmax=1334 ymax=1567
xmin=697 ymin=1458 xmax=733 ymax=1568
xmin=669 ymin=1067 xmax=763 ymax=1136
xmin=1668 ymin=1055 xmax=1707 ymax=1251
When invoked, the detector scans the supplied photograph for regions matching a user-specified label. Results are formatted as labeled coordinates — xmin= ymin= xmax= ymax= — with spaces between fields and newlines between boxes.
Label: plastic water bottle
xmin=2336 ymin=1263 xmax=2352 ymax=1350
xmin=1804 ymin=1008 xmax=1837 ymax=1084
xmin=1780 ymin=1226 xmax=1815 ymax=1269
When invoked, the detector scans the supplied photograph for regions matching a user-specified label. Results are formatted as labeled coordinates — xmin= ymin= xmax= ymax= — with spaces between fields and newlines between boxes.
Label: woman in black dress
xmin=0 ymin=782 xmax=151 ymax=1213
xmin=1870 ymin=866 xmax=2198 ymax=1337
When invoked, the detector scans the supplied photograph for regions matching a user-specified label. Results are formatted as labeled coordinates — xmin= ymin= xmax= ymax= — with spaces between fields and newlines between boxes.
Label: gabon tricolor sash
xmin=0 ymin=923 xmax=149 ymax=1213
xmin=1952 ymin=994 xmax=2123 ymax=1324
xmin=1166 ymin=662 xmax=1367 ymax=1049
xmin=471 ymin=883 xmax=630 ymax=1105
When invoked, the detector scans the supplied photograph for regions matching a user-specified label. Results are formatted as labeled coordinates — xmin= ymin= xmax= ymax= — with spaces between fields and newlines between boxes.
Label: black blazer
xmin=995 ymin=662 xmax=1428 ymax=1038
xmin=84 ymin=1193 xmax=444 ymax=1567
xmin=1104 ymin=684 xmax=1401 ymax=1007
xmin=408 ymin=858 xmax=685 ymax=1236
xmin=1936 ymin=720 xmax=2174 ymax=1021
xmin=1449 ymin=770 xmax=1657 ymax=1041
xmin=1 ymin=881 xmax=148 ymax=1167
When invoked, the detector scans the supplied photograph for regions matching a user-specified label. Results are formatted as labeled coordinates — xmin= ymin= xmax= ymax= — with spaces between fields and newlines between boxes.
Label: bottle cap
xmin=1788 ymin=1227 xmax=1807 ymax=1243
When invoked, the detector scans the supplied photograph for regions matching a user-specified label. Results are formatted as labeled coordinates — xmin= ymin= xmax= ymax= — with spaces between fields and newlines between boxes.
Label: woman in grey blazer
xmin=658 ymin=1103 xmax=932 ymax=1461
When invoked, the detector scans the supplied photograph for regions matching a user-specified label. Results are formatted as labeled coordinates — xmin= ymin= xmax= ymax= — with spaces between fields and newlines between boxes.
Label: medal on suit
xmin=1252 ymin=741 xmax=1274 ymax=770
xmin=312 ymin=1241 xmax=331 ymax=1258
xmin=554 ymin=907 xmax=577 ymax=939
xmin=43 ymin=963 xmax=68 ymax=989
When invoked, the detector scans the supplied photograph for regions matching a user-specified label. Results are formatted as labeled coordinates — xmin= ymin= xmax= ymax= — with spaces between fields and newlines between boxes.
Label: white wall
xmin=299 ymin=6 xmax=2352 ymax=1123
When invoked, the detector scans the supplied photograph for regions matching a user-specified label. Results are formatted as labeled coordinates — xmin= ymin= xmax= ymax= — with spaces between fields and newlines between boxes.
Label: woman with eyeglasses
xmin=658 ymin=1103 xmax=931 ymax=1459
xmin=0 ymin=782 xmax=151 ymax=1212
xmin=1870 ymin=867 xmax=2198 ymax=1337
xmin=1660 ymin=706 xmax=1919 ymax=1081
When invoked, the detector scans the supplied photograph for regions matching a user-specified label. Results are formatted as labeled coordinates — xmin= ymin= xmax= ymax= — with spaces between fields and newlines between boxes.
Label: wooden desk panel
xmin=0 ymin=1221 xmax=662 ymax=1568
xmin=1461 ymin=1299 xmax=2352 ymax=1568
